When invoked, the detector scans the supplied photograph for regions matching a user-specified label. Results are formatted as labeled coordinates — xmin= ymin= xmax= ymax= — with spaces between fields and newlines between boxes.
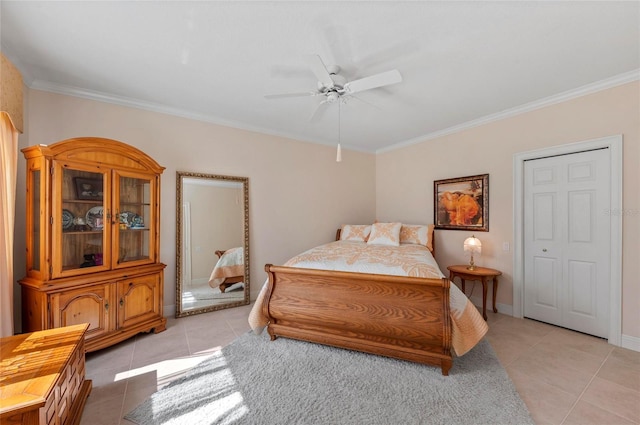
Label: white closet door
xmin=524 ymin=149 xmax=610 ymax=338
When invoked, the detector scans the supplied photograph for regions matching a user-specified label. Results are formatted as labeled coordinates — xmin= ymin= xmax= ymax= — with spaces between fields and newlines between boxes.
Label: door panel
xmin=568 ymin=260 xmax=597 ymax=316
xmin=568 ymin=191 xmax=594 ymax=243
xmin=533 ymin=192 xmax=556 ymax=240
xmin=524 ymin=149 xmax=610 ymax=338
xmin=529 ymin=256 xmax=561 ymax=324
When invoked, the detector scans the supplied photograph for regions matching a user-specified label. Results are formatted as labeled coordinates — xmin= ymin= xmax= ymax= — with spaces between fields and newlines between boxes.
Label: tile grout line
xmin=184 ymin=322 xmax=195 ymax=355
xmin=558 ymin=345 xmax=615 ymax=425
xmin=118 ymin=335 xmax=139 ymax=424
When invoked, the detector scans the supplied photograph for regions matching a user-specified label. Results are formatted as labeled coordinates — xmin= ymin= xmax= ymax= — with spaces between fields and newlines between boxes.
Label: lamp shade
xmin=463 ymin=235 xmax=482 ymax=254
xmin=463 ymin=235 xmax=481 ymax=270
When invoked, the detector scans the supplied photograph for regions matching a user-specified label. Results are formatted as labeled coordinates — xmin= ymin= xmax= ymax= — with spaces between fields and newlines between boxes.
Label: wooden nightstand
xmin=447 ymin=265 xmax=502 ymax=320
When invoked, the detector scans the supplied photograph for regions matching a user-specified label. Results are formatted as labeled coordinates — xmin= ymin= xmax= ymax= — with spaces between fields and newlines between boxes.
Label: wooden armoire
xmin=19 ymin=137 xmax=166 ymax=352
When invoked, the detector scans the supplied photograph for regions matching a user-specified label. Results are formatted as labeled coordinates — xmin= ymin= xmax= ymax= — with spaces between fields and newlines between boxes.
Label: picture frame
xmin=74 ymin=177 xmax=104 ymax=201
xmin=434 ymin=174 xmax=489 ymax=231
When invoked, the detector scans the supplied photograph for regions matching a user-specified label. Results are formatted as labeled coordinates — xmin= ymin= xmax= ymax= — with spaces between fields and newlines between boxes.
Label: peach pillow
xmin=367 ymin=222 xmax=402 ymax=246
xmin=340 ymin=225 xmax=371 ymax=242
xmin=400 ymin=224 xmax=435 ymax=252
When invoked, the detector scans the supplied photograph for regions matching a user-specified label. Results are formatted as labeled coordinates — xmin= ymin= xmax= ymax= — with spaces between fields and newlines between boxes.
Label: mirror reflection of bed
xmin=176 ymin=172 xmax=250 ymax=316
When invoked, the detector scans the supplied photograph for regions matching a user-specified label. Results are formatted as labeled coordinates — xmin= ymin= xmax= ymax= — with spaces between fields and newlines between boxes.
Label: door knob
xmin=542 ymin=248 xmax=547 ymax=252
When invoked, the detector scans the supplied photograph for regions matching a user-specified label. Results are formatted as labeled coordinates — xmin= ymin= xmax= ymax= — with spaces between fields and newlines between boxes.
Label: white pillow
xmin=367 ymin=222 xmax=402 ymax=246
xmin=340 ymin=224 xmax=371 ymax=242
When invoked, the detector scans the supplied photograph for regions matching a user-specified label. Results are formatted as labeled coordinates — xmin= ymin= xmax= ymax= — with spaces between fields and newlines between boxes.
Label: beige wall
xmin=376 ymin=81 xmax=640 ymax=339
xmin=14 ymin=89 xmax=376 ymax=320
xmin=13 ymin=82 xmax=639 ymax=342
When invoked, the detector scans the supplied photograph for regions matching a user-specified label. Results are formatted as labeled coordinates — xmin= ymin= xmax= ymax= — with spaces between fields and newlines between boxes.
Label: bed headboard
xmin=335 ymin=227 xmax=436 ymax=255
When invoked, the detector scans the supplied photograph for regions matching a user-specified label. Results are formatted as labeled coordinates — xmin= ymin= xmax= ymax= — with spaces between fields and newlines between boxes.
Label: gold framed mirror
xmin=175 ymin=171 xmax=249 ymax=317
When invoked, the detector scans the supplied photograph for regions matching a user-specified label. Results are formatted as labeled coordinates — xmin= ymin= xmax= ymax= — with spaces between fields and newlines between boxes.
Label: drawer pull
xmin=119 ymin=298 xmax=124 ymax=307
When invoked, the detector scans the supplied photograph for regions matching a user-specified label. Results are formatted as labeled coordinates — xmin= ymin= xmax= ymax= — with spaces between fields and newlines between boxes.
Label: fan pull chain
xmin=336 ymin=100 xmax=342 ymax=162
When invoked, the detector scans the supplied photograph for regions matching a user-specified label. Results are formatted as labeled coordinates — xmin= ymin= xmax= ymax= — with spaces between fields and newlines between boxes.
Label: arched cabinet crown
xmin=22 ymin=137 xmax=165 ymax=173
xmin=20 ymin=137 xmax=167 ymax=352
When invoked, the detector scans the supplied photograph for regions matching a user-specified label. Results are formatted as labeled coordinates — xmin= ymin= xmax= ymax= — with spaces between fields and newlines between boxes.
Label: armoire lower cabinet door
xmin=117 ymin=273 xmax=162 ymax=329
xmin=50 ymin=284 xmax=114 ymax=341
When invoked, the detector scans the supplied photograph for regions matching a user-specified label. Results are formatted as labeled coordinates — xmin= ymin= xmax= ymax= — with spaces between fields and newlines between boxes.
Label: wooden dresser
xmin=0 ymin=324 xmax=92 ymax=425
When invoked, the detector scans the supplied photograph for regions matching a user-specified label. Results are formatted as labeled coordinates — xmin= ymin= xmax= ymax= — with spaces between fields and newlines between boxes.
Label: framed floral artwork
xmin=434 ymin=174 xmax=489 ymax=231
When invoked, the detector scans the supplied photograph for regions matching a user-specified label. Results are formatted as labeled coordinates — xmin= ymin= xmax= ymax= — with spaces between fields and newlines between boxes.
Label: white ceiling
xmin=2 ymin=1 xmax=639 ymax=153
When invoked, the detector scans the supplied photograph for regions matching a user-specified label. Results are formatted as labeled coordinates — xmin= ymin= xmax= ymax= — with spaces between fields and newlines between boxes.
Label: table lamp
xmin=463 ymin=235 xmax=482 ymax=270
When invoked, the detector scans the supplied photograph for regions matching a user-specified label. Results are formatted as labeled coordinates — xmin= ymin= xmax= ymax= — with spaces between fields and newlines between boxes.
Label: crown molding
xmin=377 ymin=69 xmax=640 ymax=154
xmin=26 ymin=68 xmax=639 ymax=156
xmin=28 ymin=79 xmax=370 ymax=153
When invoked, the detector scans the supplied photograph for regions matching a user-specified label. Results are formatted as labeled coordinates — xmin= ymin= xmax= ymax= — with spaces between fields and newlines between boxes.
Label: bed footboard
xmin=262 ymin=264 xmax=453 ymax=375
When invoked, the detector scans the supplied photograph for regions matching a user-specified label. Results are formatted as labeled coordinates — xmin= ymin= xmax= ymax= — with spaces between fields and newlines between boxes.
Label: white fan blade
xmin=309 ymin=99 xmax=330 ymax=122
xmin=264 ymin=91 xmax=317 ymax=99
xmin=343 ymin=69 xmax=402 ymax=94
xmin=349 ymin=95 xmax=382 ymax=111
xmin=305 ymin=55 xmax=335 ymax=89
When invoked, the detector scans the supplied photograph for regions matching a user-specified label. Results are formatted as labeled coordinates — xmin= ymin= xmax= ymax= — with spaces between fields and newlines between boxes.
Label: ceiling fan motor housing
xmin=317 ymin=64 xmax=346 ymax=92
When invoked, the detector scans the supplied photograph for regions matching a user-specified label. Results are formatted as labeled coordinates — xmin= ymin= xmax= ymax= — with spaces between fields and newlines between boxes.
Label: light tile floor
xmin=80 ymin=304 xmax=640 ymax=425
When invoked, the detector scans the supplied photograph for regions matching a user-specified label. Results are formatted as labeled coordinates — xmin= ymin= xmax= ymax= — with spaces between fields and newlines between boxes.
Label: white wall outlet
xmin=503 ymin=242 xmax=510 ymax=252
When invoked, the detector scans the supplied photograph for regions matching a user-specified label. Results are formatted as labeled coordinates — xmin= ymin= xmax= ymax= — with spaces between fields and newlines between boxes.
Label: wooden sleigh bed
xmin=252 ymin=226 xmax=486 ymax=376
xmin=209 ymin=248 xmax=245 ymax=293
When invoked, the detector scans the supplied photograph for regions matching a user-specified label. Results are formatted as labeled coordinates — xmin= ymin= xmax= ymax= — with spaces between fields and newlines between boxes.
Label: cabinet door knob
xmin=129 ymin=282 xmax=133 ymax=286
xmin=119 ymin=298 xmax=124 ymax=307
xmin=105 ymin=302 xmax=109 ymax=310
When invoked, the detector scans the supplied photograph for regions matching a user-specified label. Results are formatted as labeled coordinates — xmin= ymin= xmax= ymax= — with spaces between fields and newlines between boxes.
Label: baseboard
xmin=467 ymin=295 xmax=513 ymax=317
xmin=621 ymin=334 xmax=640 ymax=352
xmin=191 ymin=277 xmax=208 ymax=285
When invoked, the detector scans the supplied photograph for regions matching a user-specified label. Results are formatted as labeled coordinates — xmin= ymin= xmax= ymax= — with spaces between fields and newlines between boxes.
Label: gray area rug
xmin=125 ymin=332 xmax=533 ymax=425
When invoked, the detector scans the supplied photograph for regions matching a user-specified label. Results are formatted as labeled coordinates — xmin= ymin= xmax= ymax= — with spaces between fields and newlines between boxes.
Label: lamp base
xmin=466 ymin=265 xmax=477 ymax=271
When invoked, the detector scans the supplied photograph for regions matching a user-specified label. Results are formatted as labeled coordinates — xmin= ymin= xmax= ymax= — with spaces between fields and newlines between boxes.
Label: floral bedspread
xmin=248 ymin=241 xmax=488 ymax=356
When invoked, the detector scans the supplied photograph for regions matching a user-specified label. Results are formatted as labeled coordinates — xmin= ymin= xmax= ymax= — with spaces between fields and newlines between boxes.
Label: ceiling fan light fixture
xmin=327 ymin=92 xmax=340 ymax=103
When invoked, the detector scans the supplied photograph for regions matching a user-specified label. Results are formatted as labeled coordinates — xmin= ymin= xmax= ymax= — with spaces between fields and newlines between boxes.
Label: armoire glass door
xmin=114 ymin=172 xmax=155 ymax=267
xmin=54 ymin=164 xmax=110 ymax=277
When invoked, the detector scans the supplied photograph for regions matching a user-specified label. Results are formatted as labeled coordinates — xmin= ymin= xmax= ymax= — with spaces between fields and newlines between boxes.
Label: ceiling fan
xmin=265 ymin=55 xmax=403 ymax=118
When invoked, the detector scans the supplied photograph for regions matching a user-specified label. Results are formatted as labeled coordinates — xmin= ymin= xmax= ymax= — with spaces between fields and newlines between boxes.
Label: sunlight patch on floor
xmin=139 ymin=351 xmax=249 ymax=424
xmin=114 ymin=351 xmax=221 ymax=386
